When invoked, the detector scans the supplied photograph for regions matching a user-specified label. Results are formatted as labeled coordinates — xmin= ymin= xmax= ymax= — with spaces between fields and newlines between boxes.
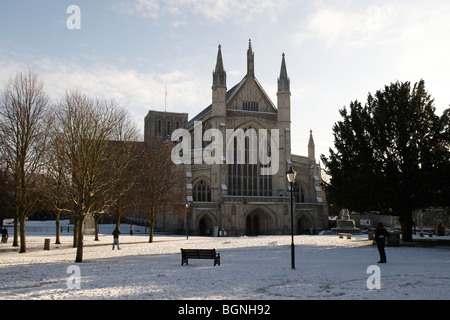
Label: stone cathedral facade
xmin=144 ymin=41 xmax=328 ymax=236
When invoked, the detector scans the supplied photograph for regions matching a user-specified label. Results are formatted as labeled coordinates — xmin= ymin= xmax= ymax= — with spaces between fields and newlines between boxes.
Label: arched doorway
xmin=246 ymin=215 xmax=259 ymax=236
xmin=198 ymin=215 xmax=213 ymax=236
xmin=297 ymin=214 xmax=314 ymax=235
xmin=245 ymin=208 xmax=272 ymax=236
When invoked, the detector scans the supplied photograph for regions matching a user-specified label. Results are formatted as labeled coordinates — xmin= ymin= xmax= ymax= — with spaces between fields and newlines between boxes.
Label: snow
xmin=0 ymin=221 xmax=449 ymax=300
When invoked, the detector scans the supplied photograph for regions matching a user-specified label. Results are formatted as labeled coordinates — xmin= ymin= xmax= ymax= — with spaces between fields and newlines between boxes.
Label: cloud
xmin=116 ymin=0 xmax=288 ymax=23
xmin=115 ymin=0 xmax=161 ymax=19
xmin=292 ymin=2 xmax=450 ymax=54
xmin=0 ymin=55 xmax=210 ymax=137
xmin=291 ymin=3 xmax=396 ymax=49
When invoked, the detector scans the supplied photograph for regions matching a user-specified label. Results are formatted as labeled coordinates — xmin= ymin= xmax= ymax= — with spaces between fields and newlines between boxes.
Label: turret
xmin=277 ymin=53 xmax=291 ymax=123
xmin=277 ymin=52 xmax=292 ymax=184
xmin=308 ymin=130 xmax=315 ymax=160
xmin=212 ymin=44 xmax=227 ymax=117
xmin=212 ymin=44 xmax=226 ymax=89
xmin=247 ymin=39 xmax=254 ymax=77
xmin=278 ymin=53 xmax=290 ymax=93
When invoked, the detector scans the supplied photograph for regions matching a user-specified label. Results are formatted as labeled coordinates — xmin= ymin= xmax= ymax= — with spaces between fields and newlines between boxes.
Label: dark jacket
xmin=375 ymin=227 xmax=389 ymax=246
xmin=112 ymin=229 xmax=121 ymax=239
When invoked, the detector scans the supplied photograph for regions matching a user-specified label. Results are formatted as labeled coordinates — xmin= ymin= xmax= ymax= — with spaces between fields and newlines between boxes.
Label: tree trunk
xmin=55 ymin=211 xmax=61 ymax=244
xmin=399 ymin=210 xmax=413 ymax=242
xmin=148 ymin=206 xmax=157 ymax=243
xmin=149 ymin=219 xmax=155 ymax=243
xmin=75 ymin=215 xmax=86 ymax=263
xmin=115 ymin=206 xmax=122 ymax=230
xmin=94 ymin=216 xmax=99 ymax=241
xmin=13 ymin=215 xmax=19 ymax=247
xmin=73 ymin=216 xmax=79 ymax=248
xmin=19 ymin=215 xmax=27 ymax=253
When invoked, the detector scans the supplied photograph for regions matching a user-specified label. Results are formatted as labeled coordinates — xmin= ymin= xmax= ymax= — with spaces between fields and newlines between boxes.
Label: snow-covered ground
xmin=0 ymin=221 xmax=449 ymax=300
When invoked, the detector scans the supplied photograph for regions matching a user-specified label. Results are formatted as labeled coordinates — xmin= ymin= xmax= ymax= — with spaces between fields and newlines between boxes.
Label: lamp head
xmin=286 ymin=166 xmax=296 ymax=183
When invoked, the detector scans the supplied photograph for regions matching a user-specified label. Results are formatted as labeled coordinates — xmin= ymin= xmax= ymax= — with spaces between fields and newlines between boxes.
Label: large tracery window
xmin=193 ymin=180 xmax=211 ymax=202
xmin=227 ymin=127 xmax=273 ymax=197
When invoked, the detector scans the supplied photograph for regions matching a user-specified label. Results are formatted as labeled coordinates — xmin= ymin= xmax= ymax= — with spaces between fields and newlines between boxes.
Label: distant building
xmin=144 ymin=40 xmax=328 ymax=236
xmin=144 ymin=111 xmax=188 ymax=143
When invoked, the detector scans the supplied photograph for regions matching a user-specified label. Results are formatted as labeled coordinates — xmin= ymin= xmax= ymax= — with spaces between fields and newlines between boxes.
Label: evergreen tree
xmin=322 ymin=80 xmax=448 ymax=242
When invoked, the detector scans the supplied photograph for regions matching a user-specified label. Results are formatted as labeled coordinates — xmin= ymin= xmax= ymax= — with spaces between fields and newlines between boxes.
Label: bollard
xmin=44 ymin=238 xmax=50 ymax=250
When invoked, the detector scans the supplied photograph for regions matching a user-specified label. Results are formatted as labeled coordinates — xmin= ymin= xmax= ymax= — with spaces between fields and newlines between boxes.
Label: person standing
xmin=130 ymin=224 xmax=134 ymax=236
xmin=375 ymin=223 xmax=389 ymax=263
xmin=112 ymin=227 xmax=121 ymax=250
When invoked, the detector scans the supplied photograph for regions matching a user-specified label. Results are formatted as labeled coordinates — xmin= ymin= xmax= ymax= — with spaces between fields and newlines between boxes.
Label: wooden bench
xmin=338 ymin=233 xmax=352 ymax=239
xmin=181 ymin=249 xmax=220 ymax=266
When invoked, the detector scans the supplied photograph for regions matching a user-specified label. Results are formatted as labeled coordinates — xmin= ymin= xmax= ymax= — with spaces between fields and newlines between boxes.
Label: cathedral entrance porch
xmin=195 ymin=212 xmax=217 ymax=236
xmin=245 ymin=208 xmax=273 ymax=236
xmin=297 ymin=212 xmax=314 ymax=235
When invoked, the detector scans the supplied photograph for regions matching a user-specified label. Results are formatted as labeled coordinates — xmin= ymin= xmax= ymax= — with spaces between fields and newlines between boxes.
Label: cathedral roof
xmin=184 ymin=77 xmax=243 ymax=128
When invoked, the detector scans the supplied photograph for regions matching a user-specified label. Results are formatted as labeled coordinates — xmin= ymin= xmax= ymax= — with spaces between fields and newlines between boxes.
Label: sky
xmin=1 ymin=0 xmax=450 ymax=165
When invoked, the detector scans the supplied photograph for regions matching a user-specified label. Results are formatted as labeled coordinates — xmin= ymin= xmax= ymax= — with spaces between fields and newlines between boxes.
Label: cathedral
xmin=144 ymin=40 xmax=328 ymax=236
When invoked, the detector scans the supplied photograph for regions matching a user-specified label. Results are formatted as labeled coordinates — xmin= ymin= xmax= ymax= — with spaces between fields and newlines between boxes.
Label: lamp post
xmin=286 ymin=166 xmax=297 ymax=270
xmin=185 ymin=202 xmax=190 ymax=240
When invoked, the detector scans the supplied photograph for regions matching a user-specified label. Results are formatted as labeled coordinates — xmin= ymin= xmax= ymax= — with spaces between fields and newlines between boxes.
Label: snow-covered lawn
xmin=0 ymin=222 xmax=449 ymax=300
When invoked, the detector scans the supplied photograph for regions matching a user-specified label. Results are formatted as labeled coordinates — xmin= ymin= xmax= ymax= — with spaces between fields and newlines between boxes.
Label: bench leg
xmin=182 ymin=258 xmax=188 ymax=266
xmin=214 ymin=254 xmax=220 ymax=266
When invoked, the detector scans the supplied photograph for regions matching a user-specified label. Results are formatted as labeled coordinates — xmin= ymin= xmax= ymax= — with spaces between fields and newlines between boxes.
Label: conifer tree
xmin=322 ymin=80 xmax=448 ymax=241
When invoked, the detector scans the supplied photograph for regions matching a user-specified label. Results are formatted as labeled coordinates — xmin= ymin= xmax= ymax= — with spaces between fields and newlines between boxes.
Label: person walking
xmin=130 ymin=224 xmax=134 ymax=236
xmin=1 ymin=226 xmax=8 ymax=243
xmin=375 ymin=223 xmax=389 ymax=263
xmin=112 ymin=227 xmax=121 ymax=250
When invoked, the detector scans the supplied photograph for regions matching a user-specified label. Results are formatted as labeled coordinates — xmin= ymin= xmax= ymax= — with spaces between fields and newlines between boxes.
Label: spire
xmin=212 ymin=44 xmax=226 ymax=88
xmin=277 ymin=53 xmax=290 ymax=93
xmin=215 ymin=45 xmax=224 ymax=73
xmin=308 ymin=130 xmax=315 ymax=159
xmin=247 ymin=39 xmax=254 ymax=77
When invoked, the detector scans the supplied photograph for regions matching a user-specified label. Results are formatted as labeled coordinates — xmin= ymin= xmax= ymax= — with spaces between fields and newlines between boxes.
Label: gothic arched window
xmin=294 ymin=182 xmax=305 ymax=203
xmin=193 ymin=180 xmax=211 ymax=202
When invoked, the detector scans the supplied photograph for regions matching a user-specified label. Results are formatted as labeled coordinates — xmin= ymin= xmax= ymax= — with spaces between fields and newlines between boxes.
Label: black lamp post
xmin=185 ymin=202 xmax=190 ymax=240
xmin=286 ymin=166 xmax=297 ymax=270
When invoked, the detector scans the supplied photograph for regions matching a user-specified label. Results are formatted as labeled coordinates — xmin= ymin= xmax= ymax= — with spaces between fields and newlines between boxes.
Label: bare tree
xmin=0 ymin=71 xmax=51 ymax=253
xmin=105 ymin=115 xmax=141 ymax=228
xmin=136 ymin=137 xmax=185 ymax=243
xmin=49 ymin=90 xmax=138 ymax=262
xmin=93 ymin=128 xmax=141 ymax=240
xmin=0 ymin=157 xmax=13 ymax=227
xmin=43 ymin=150 xmax=69 ymax=245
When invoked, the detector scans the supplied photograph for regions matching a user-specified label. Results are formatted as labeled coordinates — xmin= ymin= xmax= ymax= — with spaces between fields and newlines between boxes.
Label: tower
xmin=276 ymin=52 xmax=292 ymax=195
xmin=212 ymin=44 xmax=227 ymax=117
